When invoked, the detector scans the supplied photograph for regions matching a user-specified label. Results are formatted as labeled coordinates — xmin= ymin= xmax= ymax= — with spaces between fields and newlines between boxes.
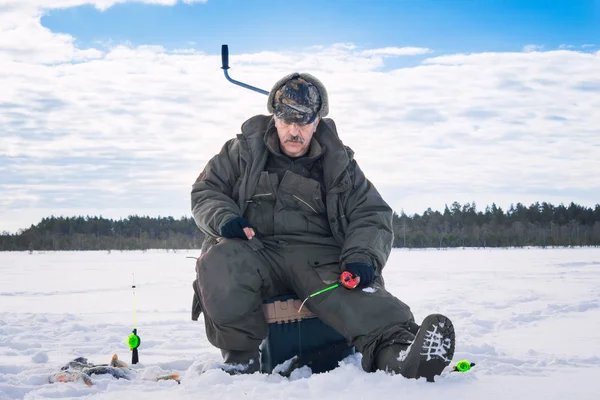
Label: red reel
xmin=340 ymin=271 xmax=360 ymax=289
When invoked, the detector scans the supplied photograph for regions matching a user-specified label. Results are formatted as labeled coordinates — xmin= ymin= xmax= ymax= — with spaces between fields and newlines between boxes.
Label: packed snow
xmin=1 ymin=247 xmax=599 ymax=399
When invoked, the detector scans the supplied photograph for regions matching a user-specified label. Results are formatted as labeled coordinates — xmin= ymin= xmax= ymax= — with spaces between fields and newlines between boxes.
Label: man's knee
xmin=196 ymin=238 xmax=262 ymax=282
xmin=195 ymin=238 xmax=264 ymax=325
xmin=196 ymin=238 xmax=250 ymax=273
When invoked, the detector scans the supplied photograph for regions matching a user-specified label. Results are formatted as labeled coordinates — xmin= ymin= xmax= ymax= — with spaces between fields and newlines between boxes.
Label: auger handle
xmin=220 ymin=44 xmax=269 ymax=95
xmin=221 ymin=44 xmax=229 ymax=70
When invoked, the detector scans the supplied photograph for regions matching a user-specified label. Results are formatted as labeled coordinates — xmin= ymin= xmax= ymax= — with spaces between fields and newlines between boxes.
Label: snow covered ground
xmin=1 ymin=247 xmax=599 ymax=399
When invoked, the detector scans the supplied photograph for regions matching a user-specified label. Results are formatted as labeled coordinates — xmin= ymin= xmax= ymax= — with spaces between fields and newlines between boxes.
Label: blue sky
xmin=41 ymin=0 xmax=600 ymax=55
xmin=1 ymin=0 xmax=599 ymax=232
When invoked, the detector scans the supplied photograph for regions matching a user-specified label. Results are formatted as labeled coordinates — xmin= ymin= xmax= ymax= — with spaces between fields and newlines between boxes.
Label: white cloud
xmin=0 ymin=0 xmax=206 ymax=63
xmin=0 ymin=0 xmax=180 ymax=12
xmin=1 ymin=2 xmax=600 ymax=233
xmin=360 ymin=47 xmax=432 ymax=57
xmin=523 ymin=44 xmax=544 ymax=52
xmin=0 ymin=10 xmax=104 ymax=63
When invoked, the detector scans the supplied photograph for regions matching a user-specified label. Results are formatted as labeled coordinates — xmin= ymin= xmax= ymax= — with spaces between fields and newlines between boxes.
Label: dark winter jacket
xmin=190 ymin=115 xmax=394 ymax=272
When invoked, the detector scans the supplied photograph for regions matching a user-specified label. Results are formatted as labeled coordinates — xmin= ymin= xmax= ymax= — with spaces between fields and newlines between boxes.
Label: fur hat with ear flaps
xmin=267 ymin=72 xmax=329 ymax=121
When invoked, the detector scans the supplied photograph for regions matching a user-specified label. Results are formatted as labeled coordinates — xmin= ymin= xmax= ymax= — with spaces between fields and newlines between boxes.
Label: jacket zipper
xmin=293 ymin=195 xmax=318 ymax=214
xmin=246 ymin=193 xmax=273 ymax=203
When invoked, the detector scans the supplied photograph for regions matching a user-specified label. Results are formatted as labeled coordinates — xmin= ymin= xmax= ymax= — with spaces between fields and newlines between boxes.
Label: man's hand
xmin=344 ymin=262 xmax=375 ymax=289
xmin=221 ymin=217 xmax=256 ymax=240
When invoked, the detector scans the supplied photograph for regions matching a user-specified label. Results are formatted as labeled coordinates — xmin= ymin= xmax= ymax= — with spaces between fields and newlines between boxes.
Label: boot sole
xmin=400 ymin=314 xmax=455 ymax=382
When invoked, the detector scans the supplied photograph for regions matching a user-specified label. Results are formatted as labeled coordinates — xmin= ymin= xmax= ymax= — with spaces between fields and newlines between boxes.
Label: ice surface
xmin=1 ymin=247 xmax=599 ymax=399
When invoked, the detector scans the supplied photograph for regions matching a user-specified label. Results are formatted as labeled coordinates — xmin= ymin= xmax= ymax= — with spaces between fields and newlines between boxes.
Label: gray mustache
xmin=284 ymin=136 xmax=305 ymax=144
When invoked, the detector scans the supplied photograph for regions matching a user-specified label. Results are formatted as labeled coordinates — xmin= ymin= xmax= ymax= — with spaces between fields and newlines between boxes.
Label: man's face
xmin=274 ymin=117 xmax=320 ymax=158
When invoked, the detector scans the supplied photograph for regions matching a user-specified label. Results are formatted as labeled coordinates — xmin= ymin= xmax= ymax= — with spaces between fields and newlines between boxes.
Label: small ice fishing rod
xmin=298 ymin=271 xmax=360 ymax=313
xmin=127 ymin=273 xmax=141 ymax=364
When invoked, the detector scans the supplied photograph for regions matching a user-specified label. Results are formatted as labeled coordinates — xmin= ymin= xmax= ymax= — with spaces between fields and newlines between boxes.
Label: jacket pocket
xmin=293 ymin=194 xmax=319 ymax=214
xmin=279 ymin=171 xmax=325 ymax=215
xmin=307 ymin=253 xmax=342 ymax=284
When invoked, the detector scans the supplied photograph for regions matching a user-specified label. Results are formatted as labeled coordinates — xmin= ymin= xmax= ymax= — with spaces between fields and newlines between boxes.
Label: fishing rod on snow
xmin=127 ymin=273 xmax=141 ymax=364
xmin=221 ymin=44 xmax=269 ymax=95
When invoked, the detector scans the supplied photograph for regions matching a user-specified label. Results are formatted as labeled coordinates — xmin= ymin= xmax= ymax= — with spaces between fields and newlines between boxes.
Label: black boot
xmin=374 ymin=314 xmax=455 ymax=382
xmin=220 ymin=349 xmax=260 ymax=375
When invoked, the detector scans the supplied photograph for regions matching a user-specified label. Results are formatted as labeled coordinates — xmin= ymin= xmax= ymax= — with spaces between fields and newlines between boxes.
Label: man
xmin=190 ymin=72 xmax=455 ymax=381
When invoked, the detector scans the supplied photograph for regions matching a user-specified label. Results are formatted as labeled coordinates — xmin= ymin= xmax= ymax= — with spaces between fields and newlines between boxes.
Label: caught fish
xmin=110 ymin=353 xmax=129 ymax=368
xmin=49 ymin=370 xmax=94 ymax=387
xmin=49 ymin=354 xmax=181 ymax=386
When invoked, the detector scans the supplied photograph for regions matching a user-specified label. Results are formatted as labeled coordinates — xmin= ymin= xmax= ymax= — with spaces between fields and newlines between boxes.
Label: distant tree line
xmin=1 ymin=201 xmax=599 ymax=251
xmin=392 ymin=201 xmax=600 ymax=248
xmin=0 ymin=216 xmax=206 ymax=252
